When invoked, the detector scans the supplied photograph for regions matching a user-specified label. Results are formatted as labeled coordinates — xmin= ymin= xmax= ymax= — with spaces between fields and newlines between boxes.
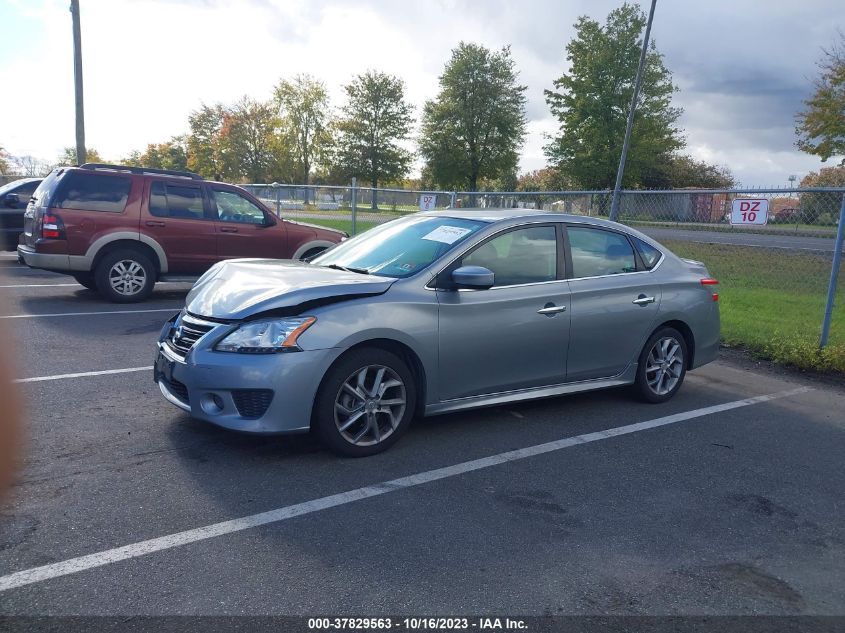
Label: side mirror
xmin=262 ymin=214 xmax=277 ymax=227
xmin=451 ymin=265 xmax=494 ymax=290
xmin=5 ymin=193 xmax=19 ymax=208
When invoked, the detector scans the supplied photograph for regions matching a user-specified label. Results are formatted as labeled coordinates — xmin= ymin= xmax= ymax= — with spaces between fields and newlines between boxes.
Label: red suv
xmin=17 ymin=164 xmax=345 ymax=302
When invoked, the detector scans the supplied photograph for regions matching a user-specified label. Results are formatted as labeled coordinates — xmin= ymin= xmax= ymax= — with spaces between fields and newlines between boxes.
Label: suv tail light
xmin=701 ymin=278 xmax=719 ymax=302
xmin=41 ymin=213 xmax=65 ymax=240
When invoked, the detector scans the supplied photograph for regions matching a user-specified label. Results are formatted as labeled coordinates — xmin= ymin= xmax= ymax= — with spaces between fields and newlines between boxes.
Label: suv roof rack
xmin=79 ymin=163 xmax=203 ymax=181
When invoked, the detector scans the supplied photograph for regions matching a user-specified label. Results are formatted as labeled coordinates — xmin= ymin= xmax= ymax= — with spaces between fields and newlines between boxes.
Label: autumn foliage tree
xmin=796 ymin=33 xmax=845 ymax=165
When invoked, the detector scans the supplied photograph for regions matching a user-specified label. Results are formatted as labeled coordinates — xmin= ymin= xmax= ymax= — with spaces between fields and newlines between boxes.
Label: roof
xmin=421 ymin=207 xmax=626 ymax=230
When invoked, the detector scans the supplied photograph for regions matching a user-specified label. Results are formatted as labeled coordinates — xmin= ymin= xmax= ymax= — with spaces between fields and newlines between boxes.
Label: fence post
xmin=350 ymin=177 xmax=357 ymax=236
xmin=450 ymin=191 xmax=456 ymax=209
xmin=272 ymin=182 xmax=280 ymax=216
xmin=820 ymin=193 xmax=845 ymax=348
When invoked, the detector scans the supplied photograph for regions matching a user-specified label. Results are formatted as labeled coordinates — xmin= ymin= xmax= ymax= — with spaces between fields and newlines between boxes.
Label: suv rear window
xmin=53 ymin=172 xmax=131 ymax=213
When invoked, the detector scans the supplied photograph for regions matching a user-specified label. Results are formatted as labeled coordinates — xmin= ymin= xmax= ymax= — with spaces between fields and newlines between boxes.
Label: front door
xmin=436 ymin=224 xmax=570 ymax=401
xmin=209 ymin=187 xmax=288 ymax=260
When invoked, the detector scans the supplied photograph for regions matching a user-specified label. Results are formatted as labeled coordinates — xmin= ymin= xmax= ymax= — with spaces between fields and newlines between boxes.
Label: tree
xmin=187 ymin=103 xmax=227 ymax=180
xmin=59 ymin=147 xmax=103 ymax=165
xmin=643 ymin=154 xmax=737 ymax=189
xmin=796 ymin=33 xmax=845 ymax=165
xmin=544 ymin=3 xmax=684 ymax=189
xmin=799 ymin=165 xmax=845 ymax=224
xmin=419 ymin=42 xmax=527 ymax=192
xmin=136 ymin=137 xmax=188 ymax=172
xmin=333 ymin=71 xmax=414 ymax=208
xmin=11 ymin=155 xmax=51 ymax=177
xmin=0 ymin=145 xmax=10 ymax=174
xmin=217 ymin=97 xmax=280 ymax=183
xmin=273 ymin=74 xmax=331 ymax=188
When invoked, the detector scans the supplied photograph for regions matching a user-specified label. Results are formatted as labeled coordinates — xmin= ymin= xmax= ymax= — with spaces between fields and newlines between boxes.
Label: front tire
xmin=313 ymin=348 xmax=416 ymax=457
xmin=633 ymin=327 xmax=688 ymax=403
xmin=94 ymin=249 xmax=156 ymax=303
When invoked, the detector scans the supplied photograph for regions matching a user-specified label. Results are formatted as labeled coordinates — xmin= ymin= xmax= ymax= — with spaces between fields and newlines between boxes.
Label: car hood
xmin=186 ymin=259 xmax=395 ymax=320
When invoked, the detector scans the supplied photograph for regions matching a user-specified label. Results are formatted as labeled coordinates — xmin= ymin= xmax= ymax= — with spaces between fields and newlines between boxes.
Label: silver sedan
xmin=154 ymin=210 xmax=720 ymax=456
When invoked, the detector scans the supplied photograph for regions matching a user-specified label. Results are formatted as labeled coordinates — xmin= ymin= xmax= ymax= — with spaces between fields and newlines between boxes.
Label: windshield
xmin=310 ymin=215 xmax=488 ymax=278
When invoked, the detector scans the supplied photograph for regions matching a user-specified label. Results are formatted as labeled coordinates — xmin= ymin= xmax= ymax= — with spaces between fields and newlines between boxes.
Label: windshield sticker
xmin=422 ymin=226 xmax=472 ymax=244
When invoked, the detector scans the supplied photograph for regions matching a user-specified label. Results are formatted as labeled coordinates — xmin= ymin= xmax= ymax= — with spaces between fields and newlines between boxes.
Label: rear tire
xmin=313 ymin=348 xmax=416 ymax=457
xmin=72 ymin=273 xmax=98 ymax=291
xmin=633 ymin=327 xmax=688 ymax=403
xmin=94 ymin=249 xmax=156 ymax=303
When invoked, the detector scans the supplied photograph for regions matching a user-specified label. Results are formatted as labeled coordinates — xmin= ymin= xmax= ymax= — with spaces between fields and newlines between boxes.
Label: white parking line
xmin=0 ymin=386 xmax=811 ymax=593
xmin=13 ymin=367 xmax=152 ymax=384
xmin=0 ymin=308 xmax=178 ymax=319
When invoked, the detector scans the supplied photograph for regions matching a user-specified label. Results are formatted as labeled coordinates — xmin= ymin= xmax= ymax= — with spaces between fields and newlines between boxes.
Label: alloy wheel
xmin=334 ymin=364 xmax=407 ymax=447
xmin=645 ymin=336 xmax=684 ymax=396
xmin=108 ymin=259 xmax=147 ymax=296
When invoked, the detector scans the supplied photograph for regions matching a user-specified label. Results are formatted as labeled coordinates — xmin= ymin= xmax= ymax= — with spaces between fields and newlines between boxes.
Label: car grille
xmin=162 ymin=377 xmax=189 ymax=405
xmin=167 ymin=314 xmax=216 ymax=358
xmin=232 ymin=389 xmax=274 ymax=419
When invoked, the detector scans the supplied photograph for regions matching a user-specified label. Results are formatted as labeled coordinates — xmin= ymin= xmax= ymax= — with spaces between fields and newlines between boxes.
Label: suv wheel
xmin=72 ymin=273 xmax=98 ymax=291
xmin=95 ymin=249 xmax=155 ymax=303
xmin=313 ymin=348 xmax=416 ymax=457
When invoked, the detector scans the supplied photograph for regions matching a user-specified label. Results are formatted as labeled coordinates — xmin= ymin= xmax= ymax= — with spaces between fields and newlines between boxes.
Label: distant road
xmin=638 ymin=227 xmax=842 ymax=254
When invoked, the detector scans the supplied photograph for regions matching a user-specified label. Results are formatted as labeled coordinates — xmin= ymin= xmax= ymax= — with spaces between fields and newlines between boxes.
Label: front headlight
xmin=215 ymin=317 xmax=316 ymax=353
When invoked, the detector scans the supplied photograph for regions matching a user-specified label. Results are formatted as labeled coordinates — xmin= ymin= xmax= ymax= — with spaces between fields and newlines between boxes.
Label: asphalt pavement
xmin=0 ymin=260 xmax=844 ymax=617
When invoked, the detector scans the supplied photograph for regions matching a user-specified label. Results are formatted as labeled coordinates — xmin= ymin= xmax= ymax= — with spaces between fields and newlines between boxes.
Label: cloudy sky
xmin=0 ymin=0 xmax=841 ymax=186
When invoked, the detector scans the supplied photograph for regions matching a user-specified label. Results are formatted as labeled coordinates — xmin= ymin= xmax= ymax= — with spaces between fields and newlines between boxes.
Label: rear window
xmin=53 ymin=172 xmax=131 ymax=213
xmin=30 ymin=170 xmax=63 ymax=208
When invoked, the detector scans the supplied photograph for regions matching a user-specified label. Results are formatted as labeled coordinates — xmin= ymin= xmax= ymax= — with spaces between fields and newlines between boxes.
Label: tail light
xmin=701 ymin=278 xmax=719 ymax=302
xmin=41 ymin=213 xmax=65 ymax=240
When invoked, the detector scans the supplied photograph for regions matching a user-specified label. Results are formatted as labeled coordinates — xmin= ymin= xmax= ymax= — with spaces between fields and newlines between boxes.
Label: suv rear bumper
xmin=17 ymin=244 xmax=71 ymax=270
xmin=17 ymin=244 xmax=88 ymax=272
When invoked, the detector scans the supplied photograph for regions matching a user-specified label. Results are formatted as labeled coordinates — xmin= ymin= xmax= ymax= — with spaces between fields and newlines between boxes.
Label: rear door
xmin=141 ymin=180 xmax=218 ymax=274
xmin=564 ymin=225 xmax=662 ymax=381
xmin=208 ymin=187 xmax=289 ymax=260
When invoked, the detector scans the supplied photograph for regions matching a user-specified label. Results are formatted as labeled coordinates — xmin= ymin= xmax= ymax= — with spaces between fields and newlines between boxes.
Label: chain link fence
xmin=243 ymin=182 xmax=844 ymax=371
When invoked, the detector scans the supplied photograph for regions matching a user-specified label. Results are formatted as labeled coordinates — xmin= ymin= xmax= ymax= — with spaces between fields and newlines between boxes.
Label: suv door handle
xmin=219 ymin=226 xmax=238 ymax=233
xmin=632 ymin=295 xmax=656 ymax=306
xmin=145 ymin=220 xmax=165 ymax=227
xmin=537 ymin=303 xmax=567 ymax=316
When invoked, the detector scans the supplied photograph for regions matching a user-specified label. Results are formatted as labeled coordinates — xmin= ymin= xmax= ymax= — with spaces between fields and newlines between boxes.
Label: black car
xmin=0 ymin=177 xmax=41 ymax=251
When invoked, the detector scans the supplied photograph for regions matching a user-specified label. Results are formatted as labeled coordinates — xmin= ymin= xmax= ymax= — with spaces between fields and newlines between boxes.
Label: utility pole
xmin=609 ymin=0 xmax=657 ymax=222
xmin=70 ymin=0 xmax=86 ymax=165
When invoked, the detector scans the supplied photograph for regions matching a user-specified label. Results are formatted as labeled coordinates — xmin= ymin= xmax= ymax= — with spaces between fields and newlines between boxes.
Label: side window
xmin=568 ymin=227 xmax=637 ymax=278
xmin=633 ymin=237 xmax=662 ymax=270
xmin=53 ymin=173 xmax=131 ymax=213
xmin=149 ymin=182 xmax=206 ymax=220
xmin=463 ymin=225 xmax=557 ymax=287
xmin=212 ymin=190 xmax=267 ymax=224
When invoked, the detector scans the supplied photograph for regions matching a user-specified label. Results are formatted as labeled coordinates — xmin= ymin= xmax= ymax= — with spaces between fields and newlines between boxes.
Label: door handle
xmin=219 ymin=226 xmax=238 ymax=233
xmin=632 ymin=295 xmax=656 ymax=306
xmin=145 ymin=220 xmax=165 ymax=227
xmin=537 ymin=304 xmax=567 ymax=316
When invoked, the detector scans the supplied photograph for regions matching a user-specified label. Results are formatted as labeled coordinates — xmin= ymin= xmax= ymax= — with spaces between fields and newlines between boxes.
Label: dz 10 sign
xmin=730 ymin=199 xmax=769 ymax=225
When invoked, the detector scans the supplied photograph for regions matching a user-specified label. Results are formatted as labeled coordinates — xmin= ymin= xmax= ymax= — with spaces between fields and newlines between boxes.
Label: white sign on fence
xmin=730 ymin=199 xmax=769 ymax=225
xmin=419 ymin=194 xmax=437 ymax=211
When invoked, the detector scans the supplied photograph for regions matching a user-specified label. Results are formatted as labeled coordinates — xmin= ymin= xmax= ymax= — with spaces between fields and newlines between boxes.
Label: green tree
xmin=187 ymin=103 xmax=227 ymax=180
xmin=799 ymin=165 xmax=845 ymax=224
xmin=544 ymin=3 xmax=684 ymax=189
xmin=333 ymin=71 xmax=414 ymax=208
xmin=796 ymin=33 xmax=845 ymax=164
xmin=137 ymin=137 xmax=189 ymax=172
xmin=217 ymin=97 xmax=280 ymax=183
xmin=0 ymin=145 xmax=10 ymax=174
xmin=59 ymin=147 xmax=103 ymax=165
xmin=273 ymin=74 xmax=331 ymax=187
xmin=643 ymin=154 xmax=737 ymax=189
xmin=420 ymin=42 xmax=527 ymax=192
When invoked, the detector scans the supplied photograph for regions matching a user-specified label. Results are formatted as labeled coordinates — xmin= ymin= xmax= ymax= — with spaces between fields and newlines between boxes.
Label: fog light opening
xmin=200 ymin=393 xmax=225 ymax=415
